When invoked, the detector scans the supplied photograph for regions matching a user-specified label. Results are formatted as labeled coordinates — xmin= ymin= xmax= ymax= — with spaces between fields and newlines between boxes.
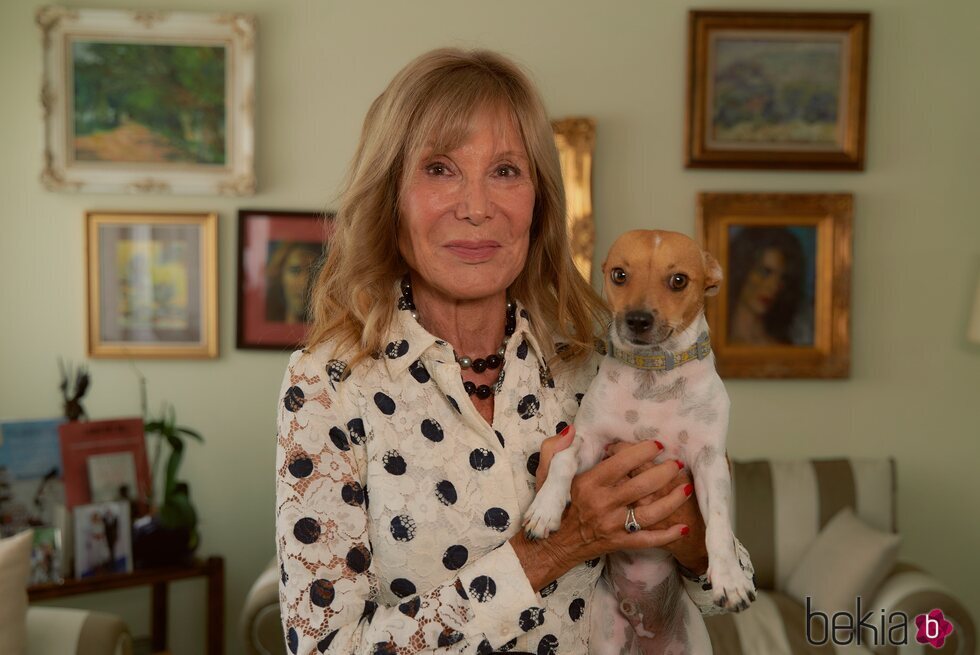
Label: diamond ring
xmin=624 ymin=506 xmax=641 ymax=533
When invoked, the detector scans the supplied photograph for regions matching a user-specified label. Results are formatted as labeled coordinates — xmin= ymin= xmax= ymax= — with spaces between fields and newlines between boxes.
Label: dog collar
xmin=597 ymin=331 xmax=712 ymax=372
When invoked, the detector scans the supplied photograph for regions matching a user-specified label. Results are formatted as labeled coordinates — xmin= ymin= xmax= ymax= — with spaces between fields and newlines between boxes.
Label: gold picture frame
xmin=697 ymin=193 xmax=852 ymax=378
xmin=552 ymin=117 xmax=596 ymax=282
xmin=686 ymin=11 xmax=870 ymax=170
xmin=86 ymin=211 xmax=219 ymax=358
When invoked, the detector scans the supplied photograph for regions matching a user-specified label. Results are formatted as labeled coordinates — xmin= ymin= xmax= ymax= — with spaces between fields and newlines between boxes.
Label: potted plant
xmin=133 ymin=398 xmax=204 ymax=567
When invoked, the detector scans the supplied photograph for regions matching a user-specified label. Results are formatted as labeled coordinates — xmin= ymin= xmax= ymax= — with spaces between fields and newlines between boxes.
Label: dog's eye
xmin=668 ymin=273 xmax=689 ymax=291
xmin=610 ymin=268 xmax=628 ymax=285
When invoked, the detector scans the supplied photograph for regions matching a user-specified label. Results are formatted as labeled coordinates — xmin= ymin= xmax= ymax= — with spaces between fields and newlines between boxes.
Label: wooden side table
xmin=28 ymin=556 xmax=224 ymax=655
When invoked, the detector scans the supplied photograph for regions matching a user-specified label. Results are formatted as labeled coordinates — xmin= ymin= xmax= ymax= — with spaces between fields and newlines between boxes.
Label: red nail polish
xmin=680 ymin=525 xmax=690 ymax=536
xmin=683 ymin=484 xmax=694 ymax=496
xmin=560 ymin=425 xmax=571 ymax=436
xmin=654 ymin=440 xmax=664 ymax=450
xmin=676 ymin=460 xmax=684 ymax=470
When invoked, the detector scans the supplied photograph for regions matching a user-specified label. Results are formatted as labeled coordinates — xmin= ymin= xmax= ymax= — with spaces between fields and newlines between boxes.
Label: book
xmin=58 ymin=419 xmax=151 ymax=510
xmin=0 ymin=418 xmax=65 ymax=536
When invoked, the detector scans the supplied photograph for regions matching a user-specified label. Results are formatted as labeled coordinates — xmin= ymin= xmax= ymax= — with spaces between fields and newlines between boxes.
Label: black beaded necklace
xmin=400 ymin=277 xmax=514 ymax=399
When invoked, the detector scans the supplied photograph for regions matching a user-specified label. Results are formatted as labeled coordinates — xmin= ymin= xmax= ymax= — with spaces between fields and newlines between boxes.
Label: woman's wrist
xmin=509 ymin=530 xmax=575 ymax=592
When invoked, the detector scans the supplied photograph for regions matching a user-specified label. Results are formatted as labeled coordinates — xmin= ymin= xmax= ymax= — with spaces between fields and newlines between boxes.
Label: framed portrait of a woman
xmin=236 ymin=209 xmax=332 ymax=350
xmin=697 ymin=193 xmax=852 ymax=378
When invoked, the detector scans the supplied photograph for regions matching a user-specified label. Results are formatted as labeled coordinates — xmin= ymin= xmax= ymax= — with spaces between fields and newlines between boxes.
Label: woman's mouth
xmin=445 ymin=240 xmax=500 ymax=262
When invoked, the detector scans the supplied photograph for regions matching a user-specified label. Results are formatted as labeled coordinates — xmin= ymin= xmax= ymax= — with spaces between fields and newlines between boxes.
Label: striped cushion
xmin=731 ymin=458 xmax=896 ymax=592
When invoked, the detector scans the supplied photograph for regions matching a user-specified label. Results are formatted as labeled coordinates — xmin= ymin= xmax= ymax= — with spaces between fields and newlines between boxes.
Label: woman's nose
xmin=455 ymin=178 xmax=492 ymax=224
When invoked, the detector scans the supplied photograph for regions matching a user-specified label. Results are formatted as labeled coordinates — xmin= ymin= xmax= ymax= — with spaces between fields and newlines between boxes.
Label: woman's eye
xmin=425 ymin=162 xmax=450 ymax=176
xmin=669 ymin=273 xmax=689 ymax=290
xmin=495 ymin=165 xmax=520 ymax=177
xmin=610 ymin=268 xmax=628 ymax=285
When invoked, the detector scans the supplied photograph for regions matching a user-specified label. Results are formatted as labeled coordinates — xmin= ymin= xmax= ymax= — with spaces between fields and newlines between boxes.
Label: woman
xmin=727 ymin=227 xmax=810 ymax=346
xmin=277 ymin=48 xmax=746 ymax=654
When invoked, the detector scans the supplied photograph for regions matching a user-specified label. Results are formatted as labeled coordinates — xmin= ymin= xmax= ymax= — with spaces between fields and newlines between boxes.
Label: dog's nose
xmin=625 ymin=310 xmax=653 ymax=333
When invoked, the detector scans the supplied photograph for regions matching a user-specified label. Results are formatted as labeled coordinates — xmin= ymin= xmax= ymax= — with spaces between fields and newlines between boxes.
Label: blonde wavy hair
xmin=306 ymin=47 xmax=608 ymax=369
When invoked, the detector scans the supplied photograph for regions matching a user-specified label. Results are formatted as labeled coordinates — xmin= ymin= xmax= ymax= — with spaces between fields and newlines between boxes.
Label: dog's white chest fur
xmin=576 ymin=354 xmax=728 ymax=465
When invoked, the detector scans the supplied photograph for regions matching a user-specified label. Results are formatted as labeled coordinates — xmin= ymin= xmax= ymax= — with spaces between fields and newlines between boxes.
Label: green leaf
xmin=176 ymin=427 xmax=204 ymax=442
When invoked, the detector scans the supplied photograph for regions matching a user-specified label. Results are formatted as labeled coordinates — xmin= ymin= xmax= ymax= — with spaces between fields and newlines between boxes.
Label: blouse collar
xmin=382 ymin=284 xmax=549 ymax=379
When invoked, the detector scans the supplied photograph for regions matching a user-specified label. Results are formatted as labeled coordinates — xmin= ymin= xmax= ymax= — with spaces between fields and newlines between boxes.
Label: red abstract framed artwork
xmin=236 ymin=209 xmax=332 ymax=350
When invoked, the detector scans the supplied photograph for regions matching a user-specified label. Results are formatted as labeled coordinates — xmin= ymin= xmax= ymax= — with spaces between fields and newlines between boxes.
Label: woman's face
xmin=738 ymin=247 xmax=786 ymax=316
xmin=397 ymin=106 xmax=535 ymax=302
xmin=281 ymin=247 xmax=317 ymax=321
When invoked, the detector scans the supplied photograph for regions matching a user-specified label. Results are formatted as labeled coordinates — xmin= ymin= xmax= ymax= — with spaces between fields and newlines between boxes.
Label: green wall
xmin=1 ymin=0 xmax=978 ymax=652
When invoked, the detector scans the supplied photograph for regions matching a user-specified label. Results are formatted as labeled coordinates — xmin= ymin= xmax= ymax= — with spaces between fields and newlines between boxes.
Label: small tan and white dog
xmin=523 ymin=229 xmax=755 ymax=654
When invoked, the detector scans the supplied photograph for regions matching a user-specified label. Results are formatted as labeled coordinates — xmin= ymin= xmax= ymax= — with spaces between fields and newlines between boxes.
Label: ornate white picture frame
xmin=37 ymin=7 xmax=256 ymax=195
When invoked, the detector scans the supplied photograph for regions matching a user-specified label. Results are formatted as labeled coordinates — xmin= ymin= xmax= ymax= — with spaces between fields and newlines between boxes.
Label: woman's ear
xmin=702 ymin=250 xmax=723 ymax=297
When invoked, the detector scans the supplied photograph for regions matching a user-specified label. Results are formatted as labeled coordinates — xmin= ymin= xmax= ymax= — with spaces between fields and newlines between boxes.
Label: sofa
xmin=703 ymin=458 xmax=976 ymax=654
xmin=241 ymin=457 xmax=976 ymax=655
xmin=27 ymin=606 xmax=133 ymax=655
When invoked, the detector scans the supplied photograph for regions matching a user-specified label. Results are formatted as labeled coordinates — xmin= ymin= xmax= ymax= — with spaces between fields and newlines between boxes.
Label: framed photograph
xmin=552 ymin=117 xmax=596 ymax=283
xmin=686 ymin=11 xmax=870 ymax=170
xmin=237 ymin=209 xmax=332 ymax=350
xmin=73 ymin=501 xmax=132 ymax=578
xmin=30 ymin=526 xmax=64 ymax=585
xmin=86 ymin=211 xmax=218 ymax=358
xmin=697 ymin=193 xmax=852 ymax=378
xmin=37 ymin=7 xmax=256 ymax=195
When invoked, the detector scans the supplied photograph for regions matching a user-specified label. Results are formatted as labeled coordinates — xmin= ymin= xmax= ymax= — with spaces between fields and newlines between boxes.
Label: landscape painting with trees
xmin=71 ymin=40 xmax=227 ymax=166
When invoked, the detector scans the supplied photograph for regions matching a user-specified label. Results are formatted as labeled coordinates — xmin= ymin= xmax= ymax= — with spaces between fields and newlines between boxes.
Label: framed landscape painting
xmin=686 ymin=11 xmax=870 ymax=170
xmin=38 ymin=7 xmax=256 ymax=194
xmin=86 ymin=211 xmax=218 ymax=358
xmin=237 ymin=210 xmax=332 ymax=350
xmin=697 ymin=193 xmax=852 ymax=378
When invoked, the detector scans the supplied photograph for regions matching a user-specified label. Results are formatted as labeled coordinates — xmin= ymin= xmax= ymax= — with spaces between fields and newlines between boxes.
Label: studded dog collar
xmin=596 ymin=331 xmax=712 ymax=372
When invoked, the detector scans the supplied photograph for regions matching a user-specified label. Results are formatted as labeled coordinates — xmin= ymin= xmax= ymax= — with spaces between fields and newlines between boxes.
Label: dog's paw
xmin=522 ymin=488 xmax=567 ymax=540
xmin=707 ymin=558 xmax=756 ymax=612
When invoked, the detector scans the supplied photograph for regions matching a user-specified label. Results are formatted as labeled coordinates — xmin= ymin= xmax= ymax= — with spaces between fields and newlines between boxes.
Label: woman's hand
xmin=605 ymin=440 xmax=709 ymax=575
xmin=511 ymin=426 xmax=691 ymax=590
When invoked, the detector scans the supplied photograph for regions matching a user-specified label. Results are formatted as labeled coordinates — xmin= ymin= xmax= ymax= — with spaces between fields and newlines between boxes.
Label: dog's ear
xmin=702 ymin=250 xmax=723 ymax=297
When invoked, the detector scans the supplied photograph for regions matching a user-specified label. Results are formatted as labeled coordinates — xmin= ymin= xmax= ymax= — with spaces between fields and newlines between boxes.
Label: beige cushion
xmin=0 ymin=530 xmax=33 ymax=655
xmin=785 ymin=507 xmax=900 ymax=614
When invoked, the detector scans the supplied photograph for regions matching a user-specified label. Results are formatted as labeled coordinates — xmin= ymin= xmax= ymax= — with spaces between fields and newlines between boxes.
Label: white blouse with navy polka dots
xmin=276 ymin=299 xmax=725 ymax=654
